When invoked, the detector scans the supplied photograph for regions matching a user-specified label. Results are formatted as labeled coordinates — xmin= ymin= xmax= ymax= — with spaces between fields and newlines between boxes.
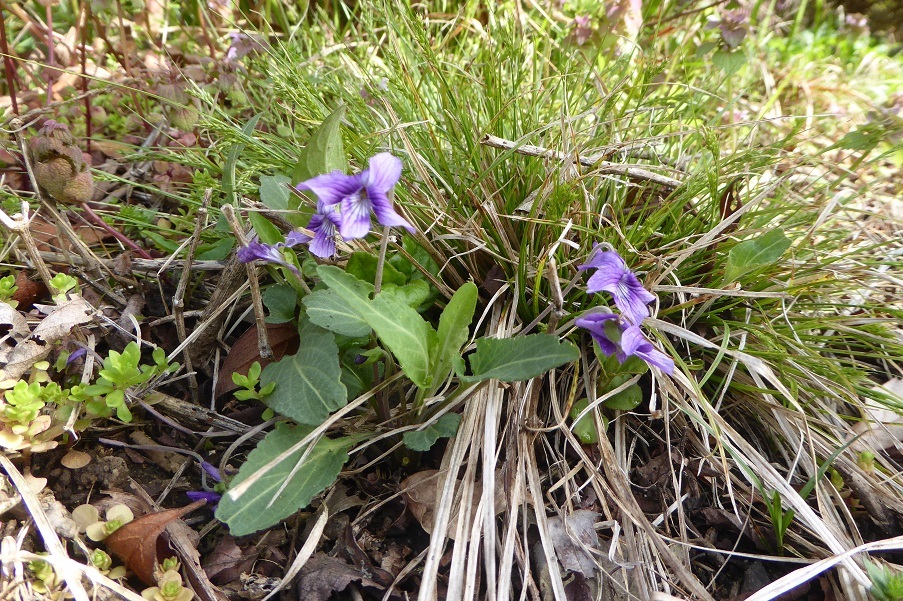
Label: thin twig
xmin=37 ymin=251 xmax=227 ymax=272
xmin=374 ymin=226 xmax=390 ymax=294
xmin=480 ymin=133 xmax=683 ymax=190
xmin=173 ymin=189 xmax=212 ymax=402
xmin=222 ymin=204 xmax=271 ymax=359
xmin=78 ymin=201 xmax=154 ymax=260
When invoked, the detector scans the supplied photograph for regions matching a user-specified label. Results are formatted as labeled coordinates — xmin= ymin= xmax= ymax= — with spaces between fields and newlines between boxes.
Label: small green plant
xmin=232 ymin=361 xmax=276 ymax=401
xmin=71 ymin=503 xmax=134 ymax=542
xmin=80 ymin=342 xmax=178 ymax=422
xmin=232 ymin=361 xmax=276 ymax=420
xmin=49 ymin=273 xmax=79 ymax=303
xmin=28 ymin=557 xmax=67 ymax=599
xmin=764 ymin=490 xmax=794 ymax=554
xmin=141 ymin=563 xmax=194 ymax=601
xmin=0 ymin=275 xmax=18 ymax=307
xmin=0 ymin=380 xmax=55 ymax=451
xmin=866 ymin=559 xmax=903 ymax=601
xmin=89 ymin=549 xmax=127 ymax=580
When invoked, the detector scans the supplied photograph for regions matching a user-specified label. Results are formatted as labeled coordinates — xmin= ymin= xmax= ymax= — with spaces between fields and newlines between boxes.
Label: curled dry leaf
xmin=400 ymin=469 xmax=506 ymax=541
xmin=202 ymin=535 xmax=256 ymax=586
xmin=0 ymin=297 xmax=95 ymax=381
xmin=295 ymin=553 xmax=383 ymax=601
xmin=105 ymin=499 xmax=207 ymax=586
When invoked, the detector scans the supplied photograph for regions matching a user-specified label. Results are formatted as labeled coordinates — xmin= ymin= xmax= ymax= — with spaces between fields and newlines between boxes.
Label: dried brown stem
xmin=480 ymin=133 xmax=683 ymax=190
xmin=222 ymin=204 xmax=272 ymax=360
xmin=172 ymin=189 xmax=212 ymax=402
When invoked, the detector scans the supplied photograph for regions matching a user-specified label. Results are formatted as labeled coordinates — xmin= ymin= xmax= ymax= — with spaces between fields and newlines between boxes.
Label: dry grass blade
xmin=261 ymin=507 xmax=328 ymax=601
xmin=0 ymin=548 xmax=145 ymax=601
xmin=745 ymin=536 xmax=903 ymax=601
xmin=0 ymin=455 xmax=89 ymax=601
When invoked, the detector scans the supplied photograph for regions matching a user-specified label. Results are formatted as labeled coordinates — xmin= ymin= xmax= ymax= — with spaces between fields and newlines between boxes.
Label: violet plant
xmin=574 ymin=245 xmax=675 ymax=416
xmin=218 ymin=109 xmax=580 ymax=536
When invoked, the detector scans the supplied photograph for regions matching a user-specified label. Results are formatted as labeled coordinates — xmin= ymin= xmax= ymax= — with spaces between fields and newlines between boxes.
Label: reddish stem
xmin=0 ymin=8 xmax=18 ymax=115
xmin=78 ymin=203 xmax=153 ymax=260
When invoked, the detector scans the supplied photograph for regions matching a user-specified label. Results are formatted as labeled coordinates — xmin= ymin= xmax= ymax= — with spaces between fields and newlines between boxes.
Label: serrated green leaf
xmin=381 ymin=280 xmax=431 ymax=309
xmin=248 ymin=212 xmax=282 ymax=245
xmin=712 ymin=50 xmax=746 ymax=76
xmin=403 ymin=413 xmax=462 ymax=451
xmin=346 ymin=252 xmax=406 ymax=288
xmin=303 ymin=288 xmax=372 ymax=337
xmin=317 ymin=266 xmax=435 ymax=388
xmin=430 ymin=282 xmax=477 ymax=388
xmin=263 ymin=284 xmax=297 ymax=323
xmin=215 ymin=423 xmax=351 ymax=536
xmin=292 ymin=106 xmax=347 ymax=183
xmin=464 ymin=334 xmax=579 ymax=382
xmin=259 ymin=174 xmax=292 ymax=210
xmin=724 ymin=229 xmax=792 ymax=284
xmin=261 ymin=320 xmax=347 ymax=424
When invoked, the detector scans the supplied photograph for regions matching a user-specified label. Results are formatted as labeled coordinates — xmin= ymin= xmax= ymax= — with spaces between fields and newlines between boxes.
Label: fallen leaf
xmin=0 ymin=297 xmax=95 ymax=380
xmin=11 ymin=271 xmax=48 ymax=309
xmin=29 ymin=214 xmax=111 ymax=253
xmin=203 ymin=535 xmax=257 ymax=585
xmin=401 ymin=469 xmax=506 ymax=541
xmin=105 ymin=499 xmax=206 ymax=586
xmin=0 ymin=300 xmax=29 ymax=360
xmin=214 ymin=323 xmax=299 ymax=398
xmin=295 ymin=553 xmax=382 ymax=601
xmin=547 ymin=510 xmax=600 ymax=576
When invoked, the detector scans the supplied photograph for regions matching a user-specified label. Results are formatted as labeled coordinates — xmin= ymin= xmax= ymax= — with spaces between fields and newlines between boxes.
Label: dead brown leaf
xmin=203 ymin=535 xmax=257 ymax=585
xmin=29 ymin=214 xmax=110 ymax=253
xmin=849 ymin=378 xmax=903 ymax=454
xmin=295 ymin=553 xmax=383 ymax=601
xmin=401 ymin=469 xmax=506 ymax=541
xmin=0 ymin=297 xmax=95 ymax=380
xmin=547 ymin=510 xmax=600 ymax=576
xmin=214 ymin=323 xmax=299 ymax=398
xmin=11 ymin=271 xmax=48 ymax=309
xmin=105 ymin=499 xmax=206 ymax=586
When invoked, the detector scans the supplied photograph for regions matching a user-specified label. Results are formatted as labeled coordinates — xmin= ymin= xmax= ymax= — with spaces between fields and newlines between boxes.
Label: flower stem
xmin=374 ymin=226 xmax=391 ymax=295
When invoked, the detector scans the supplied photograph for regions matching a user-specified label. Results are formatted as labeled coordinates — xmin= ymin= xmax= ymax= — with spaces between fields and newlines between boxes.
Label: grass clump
xmin=0 ymin=1 xmax=900 ymax=599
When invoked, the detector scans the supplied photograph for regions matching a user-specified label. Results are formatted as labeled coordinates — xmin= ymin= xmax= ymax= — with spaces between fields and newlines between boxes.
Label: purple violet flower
xmin=575 ymin=312 xmax=675 ymax=375
xmin=296 ymin=153 xmax=415 ymax=241
xmin=200 ymin=461 xmax=222 ymax=482
xmin=185 ymin=491 xmax=221 ymax=506
xmin=292 ymin=199 xmax=343 ymax=258
xmin=66 ymin=348 xmax=87 ymax=366
xmin=237 ymin=232 xmax=306 ymax=275
xmin=578 ymin=246 xmax=657 ymax=325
